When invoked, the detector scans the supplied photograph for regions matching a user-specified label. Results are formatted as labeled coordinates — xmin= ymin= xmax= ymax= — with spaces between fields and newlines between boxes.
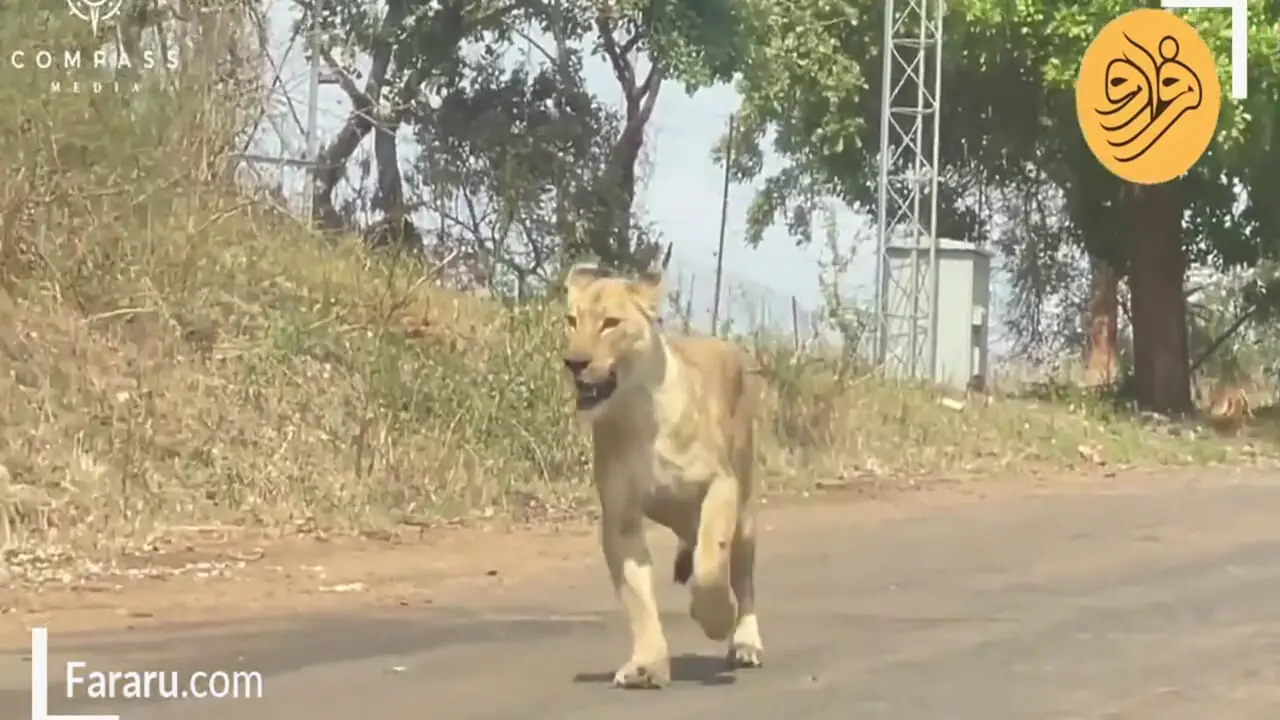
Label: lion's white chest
xmin=649 ymin=450 xmax=689 ymax=493
xmin=643 ymin=441 xmax=713 ymax=503
xmin=639 ymin=448 xmax=705 ymax=538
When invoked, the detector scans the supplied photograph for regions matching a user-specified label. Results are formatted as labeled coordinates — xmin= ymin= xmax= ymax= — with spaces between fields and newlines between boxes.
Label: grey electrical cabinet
xmin=880 ymin=238 xmax=992 ymax=391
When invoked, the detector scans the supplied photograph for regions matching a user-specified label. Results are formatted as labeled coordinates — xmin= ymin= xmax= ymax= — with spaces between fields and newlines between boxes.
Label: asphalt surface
xmin=6 ymin=471 xmax=1280 ymax=719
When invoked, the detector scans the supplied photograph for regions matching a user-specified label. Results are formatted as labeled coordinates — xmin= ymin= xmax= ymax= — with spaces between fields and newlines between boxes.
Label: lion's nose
xmin=563 ymin=354 xmax=590 ymax=377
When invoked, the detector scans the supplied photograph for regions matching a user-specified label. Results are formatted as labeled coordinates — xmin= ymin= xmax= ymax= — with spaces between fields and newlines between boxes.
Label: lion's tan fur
xmin=1207 ymin=385 xmax=1251 ymax=436
xmin=562 ymin=263 xmax=764 ymax=689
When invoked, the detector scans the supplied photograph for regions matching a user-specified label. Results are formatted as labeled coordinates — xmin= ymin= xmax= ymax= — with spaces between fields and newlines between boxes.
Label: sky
xmin=251 ymin=1 xmax=1008 ymax=350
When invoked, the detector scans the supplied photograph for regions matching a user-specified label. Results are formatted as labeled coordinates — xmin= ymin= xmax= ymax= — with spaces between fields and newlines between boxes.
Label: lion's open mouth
xmin=574 ymin=374 xmax=618 ymax=411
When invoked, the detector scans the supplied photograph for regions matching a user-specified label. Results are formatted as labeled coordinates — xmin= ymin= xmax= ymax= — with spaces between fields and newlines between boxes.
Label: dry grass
xmin=0 ymin=7 xmax=1265 ymax=569
xmin=748 ymin=344 xmax=1248 ymax=488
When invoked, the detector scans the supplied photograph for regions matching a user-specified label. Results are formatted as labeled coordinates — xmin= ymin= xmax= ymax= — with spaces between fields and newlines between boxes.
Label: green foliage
xmin=722 ymin=0 xmax=870 ymax=245
xmin=645 ymin=0 xmax=748 ymax=89
xmin=307 ymin=0 xmax=755 ymax=283
xmin=725 ymin=0 xmax=1280 ymax=267
xmin=414 ymin=53 xmax=623 ymax=290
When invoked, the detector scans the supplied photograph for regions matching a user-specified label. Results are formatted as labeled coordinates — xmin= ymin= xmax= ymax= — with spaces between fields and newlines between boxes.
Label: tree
xmin=303 ymin=0 xmax=745 ymax=274
xmin=549 ymin=0 xmax=746 ymax=271
xmin=413 ymin=41 xmax=624 ymax=294
xmin=303 ymin=0 xmax=536 ymax=240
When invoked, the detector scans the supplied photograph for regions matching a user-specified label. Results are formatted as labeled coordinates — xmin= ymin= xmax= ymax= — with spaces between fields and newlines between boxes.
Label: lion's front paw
xmin=689 ymin=581 xmax=737 ymax=641
xmin=728 ymin=641 xmax=764 ymax=669
xmin=611 ymin=657 xmax=670 ymax=689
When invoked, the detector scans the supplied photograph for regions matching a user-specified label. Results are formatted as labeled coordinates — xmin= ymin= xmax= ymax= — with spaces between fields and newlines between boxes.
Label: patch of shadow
xmin=53 ymin=606 xmax=597 ymax=662
xmin=573 ymin=653 xmax=736 ymax=687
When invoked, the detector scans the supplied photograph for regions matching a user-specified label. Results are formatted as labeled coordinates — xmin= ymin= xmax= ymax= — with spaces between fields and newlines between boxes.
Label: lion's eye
xmin=565 ymin=314 xmax=577 ymax=329
xmin=601 ymin=317 xmax=621 ymax=331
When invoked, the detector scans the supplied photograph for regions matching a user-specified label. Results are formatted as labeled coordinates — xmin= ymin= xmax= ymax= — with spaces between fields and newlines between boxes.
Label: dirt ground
xmin=0 ymin=467 xmax=1212 ymax=650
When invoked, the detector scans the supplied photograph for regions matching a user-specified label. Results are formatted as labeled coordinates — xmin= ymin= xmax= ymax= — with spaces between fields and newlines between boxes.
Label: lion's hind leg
xmin=727 ymin=511 xmax=763 ymax=668
xmin=688 ymin=473 xmax=739 ymax=641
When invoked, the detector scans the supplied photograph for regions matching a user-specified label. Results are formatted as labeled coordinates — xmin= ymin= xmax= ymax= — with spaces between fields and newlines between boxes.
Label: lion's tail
xmin=673 ymin=541 xmax=694 ymax=585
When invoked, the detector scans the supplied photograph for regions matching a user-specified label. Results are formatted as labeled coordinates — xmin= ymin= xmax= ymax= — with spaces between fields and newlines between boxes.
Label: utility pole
xmin=710 ymin=114 xmax=735 ymax=336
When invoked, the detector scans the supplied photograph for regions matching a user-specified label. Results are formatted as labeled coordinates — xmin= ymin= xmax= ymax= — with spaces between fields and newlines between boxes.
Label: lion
xmin=1206 ymin=385 xmax=1251 ymax=436
xmin=561 ymin=263 xmax=764 ymax=690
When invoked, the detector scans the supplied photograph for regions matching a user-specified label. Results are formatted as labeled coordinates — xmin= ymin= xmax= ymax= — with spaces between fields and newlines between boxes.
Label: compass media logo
xmin=66 ymin=0 xmax=125 ymax=36
xmin=6 ymin=0 xmax=180 ymax=95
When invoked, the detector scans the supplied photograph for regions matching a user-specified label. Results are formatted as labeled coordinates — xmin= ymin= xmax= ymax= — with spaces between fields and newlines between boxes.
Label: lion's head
xmin=561 ymin=264 xmax=664 ymax=419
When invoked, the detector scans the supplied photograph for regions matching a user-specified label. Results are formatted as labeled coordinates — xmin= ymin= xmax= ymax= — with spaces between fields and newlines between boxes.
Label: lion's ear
xmin=564 ymin=263 xmax=607 ymax=302
xmin=629 ymin=269 xmax=664 ymax=313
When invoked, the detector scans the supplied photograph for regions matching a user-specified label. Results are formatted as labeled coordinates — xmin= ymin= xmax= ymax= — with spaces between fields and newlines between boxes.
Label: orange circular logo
xmin=1075 ymin=8 xmax=1221 ymax=185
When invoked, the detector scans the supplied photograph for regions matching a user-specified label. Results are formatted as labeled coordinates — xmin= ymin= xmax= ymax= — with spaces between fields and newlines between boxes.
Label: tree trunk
xmin=592 ymin=16 xmax=663 ymax=273
xmin=1083 ymin=255 xmax=1119 ymax=386
xmin=1125 ymin=181 xmax=1192 ymax=415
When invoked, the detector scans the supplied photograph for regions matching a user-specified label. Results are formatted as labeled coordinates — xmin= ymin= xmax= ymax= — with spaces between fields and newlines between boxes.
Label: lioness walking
xmin=561 ymin=263 xmax=764 ymax=689
xmin=1207 ymin=385 xmax=1252 ymax=436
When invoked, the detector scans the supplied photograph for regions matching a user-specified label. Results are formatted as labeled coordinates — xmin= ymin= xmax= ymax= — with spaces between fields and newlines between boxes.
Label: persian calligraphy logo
xmin=1076 ymin=8 xmax=1221 ymax=185
xmin=67 ymin=0 xmax=124 ymax=37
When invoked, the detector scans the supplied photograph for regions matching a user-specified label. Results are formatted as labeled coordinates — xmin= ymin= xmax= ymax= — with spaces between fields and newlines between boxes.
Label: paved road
xmin=6 ymin=471 xmax=1280 ymax=719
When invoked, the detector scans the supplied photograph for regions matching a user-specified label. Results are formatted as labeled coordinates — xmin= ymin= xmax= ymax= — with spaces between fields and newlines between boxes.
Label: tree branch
xmin=619 ymin=31 xmax=642 ymax=58
xmin=310 ymin=0 xmax=407 ymax=232
xmin=1189 ymin=304 xmax=1260 ymax=375
xmin=511 ymin=24 xmax=557 ymax=65
xmin=595 ymin=12 xmax=636 ymax=92
xmin=637 ymin=64 xmax=661 ymax=114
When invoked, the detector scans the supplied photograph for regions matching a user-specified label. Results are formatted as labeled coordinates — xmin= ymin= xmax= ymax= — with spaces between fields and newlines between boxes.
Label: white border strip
xmin=1162 ymin=0 xmax=1248 ymax=99
xmin=31 ymin=628 xmax=120 ymax=720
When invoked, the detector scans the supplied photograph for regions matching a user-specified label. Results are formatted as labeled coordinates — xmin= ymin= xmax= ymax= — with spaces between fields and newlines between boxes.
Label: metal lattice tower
xmin=871 ymin=0 xmax=945 ymax=380
xmin=230 ymin=0 xmax=328 ymax=222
